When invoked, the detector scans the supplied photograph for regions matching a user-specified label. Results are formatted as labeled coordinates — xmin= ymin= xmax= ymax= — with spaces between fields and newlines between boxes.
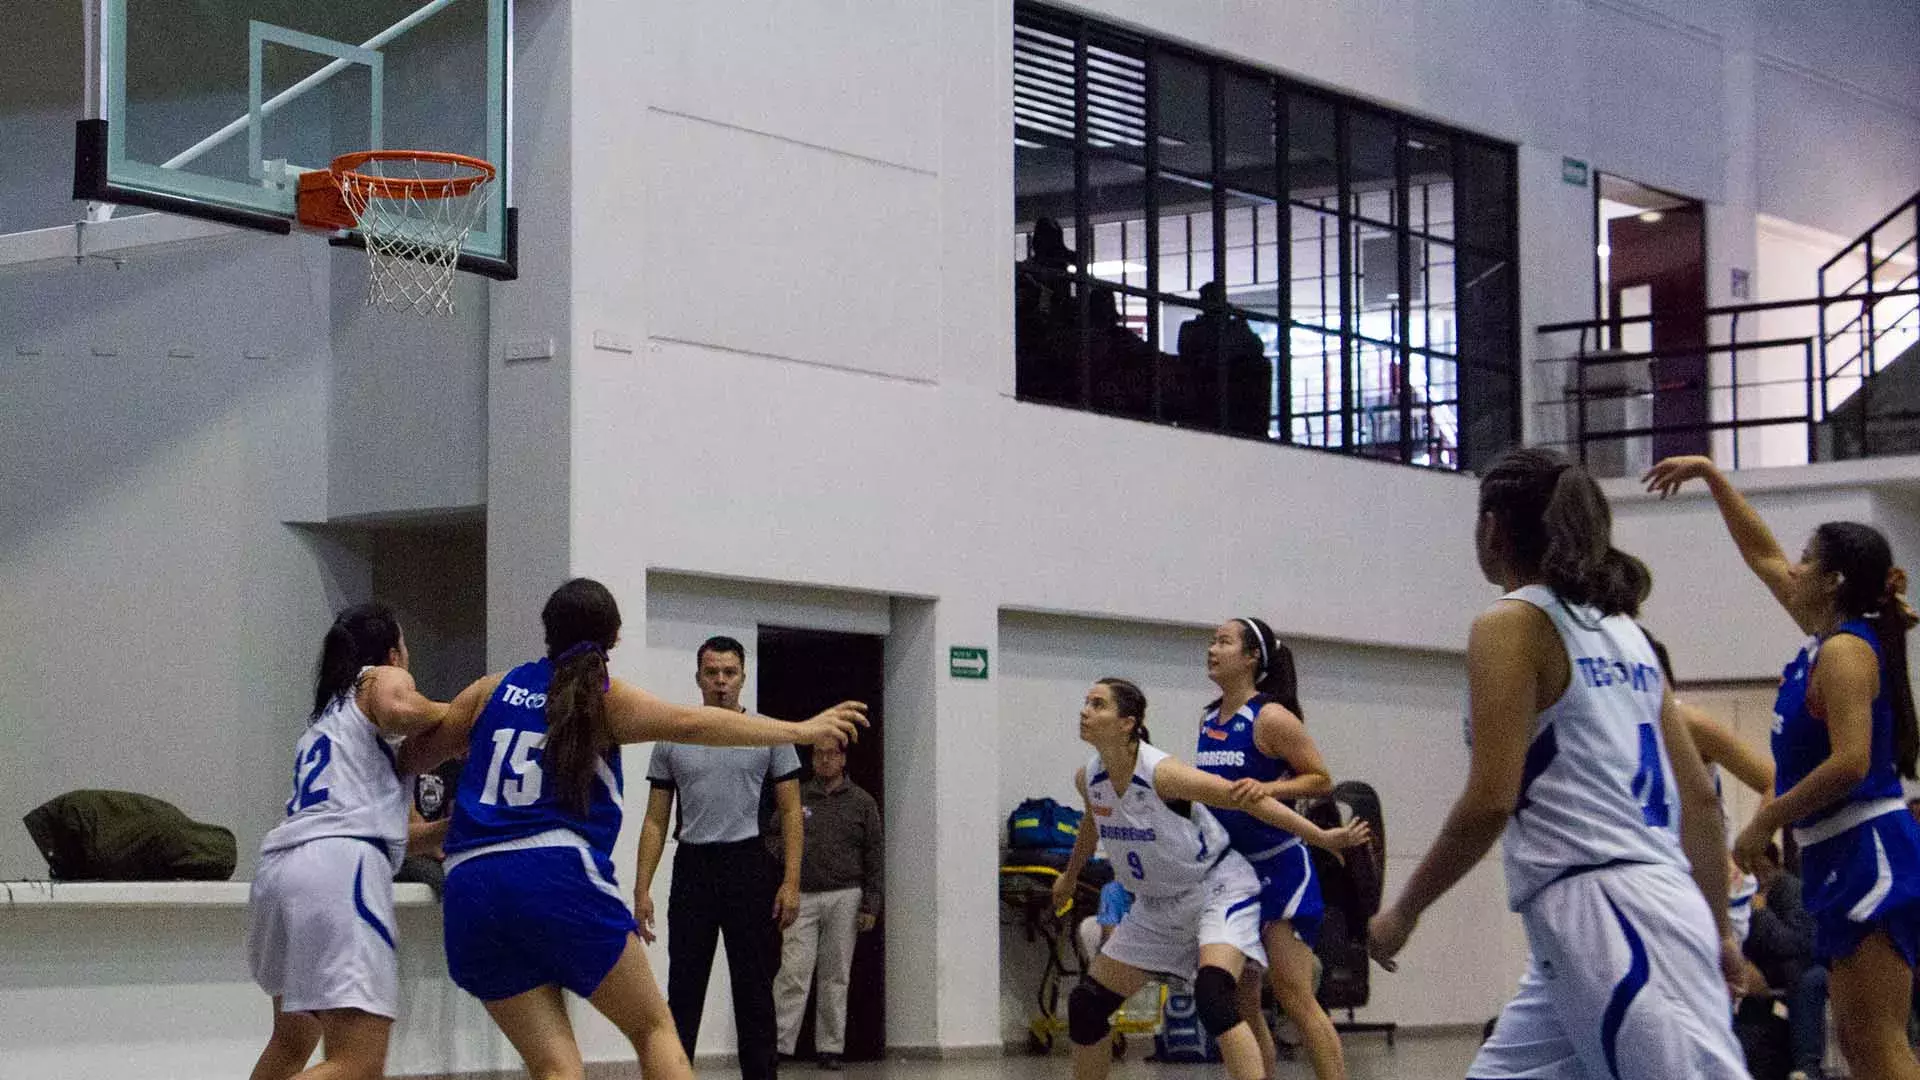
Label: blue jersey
xmin=1773 ymin=620 xmax=1905 ymax=828
xmin=1195 ymin=693 xmax=1300 ymax=859
xmin=444 ymin=658 xmax=625 ymax=860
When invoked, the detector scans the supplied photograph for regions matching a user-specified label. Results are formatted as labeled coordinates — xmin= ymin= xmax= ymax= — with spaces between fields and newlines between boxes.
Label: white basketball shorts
xmin=1471 ymin=860 xmax=1746 ymax=1080
xmin=1100 ymin=852 xmax=1267 ymax=980
xmin=247 ymin=836 xmax=399 ymax=1018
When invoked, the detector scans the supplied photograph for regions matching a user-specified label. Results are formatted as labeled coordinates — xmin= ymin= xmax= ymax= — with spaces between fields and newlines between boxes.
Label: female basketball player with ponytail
xmin=398 ymin=578 xmax=865 ymax=1080
xmin=1050 ymin=678 xmax=1369 ymax=1080
xmin=1370 ymin=448 xmax=1748 ymax=1078
xmin=1195 ymin=617 xmax=1349 ymax=1080
xmin=247 ymin=603 xmax=450 ymax=1080
xmin=1647 ymin=454 xmax=1920 ymax=1079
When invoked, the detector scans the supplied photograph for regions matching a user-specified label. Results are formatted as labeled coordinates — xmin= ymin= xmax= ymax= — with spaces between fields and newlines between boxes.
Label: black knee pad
xmin=1066 ymin=979 xmax=1125 ymax=1046
xmin=1193 ymin=965 xmax=1242 ymax=1037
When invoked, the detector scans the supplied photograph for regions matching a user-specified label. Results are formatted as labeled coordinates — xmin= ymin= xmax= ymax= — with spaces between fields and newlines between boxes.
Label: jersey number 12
xmin=287 ymin=735 xmax=333 ymax=814
xmin=480 ymin=729 xmax=547 ymax=807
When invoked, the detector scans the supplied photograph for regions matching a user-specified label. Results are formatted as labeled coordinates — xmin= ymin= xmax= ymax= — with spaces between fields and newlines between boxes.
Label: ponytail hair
xmin=541 ymin=578 xmax=623 ymax=812
xmin=1235 ymin=616 xmax=1303 ymax=719
xmin=1814 ymin=521 xmax=1920 ymax=779
xmin=1480 ymin=447 xmax=1650 ymax=617
xmin=311 ymin=602 xmax=402 ymax=720
xmin=1642 ymin=627 xmax=1676 ymax=686
xmin=1098 ymin=677 xmax=1150 ymax=745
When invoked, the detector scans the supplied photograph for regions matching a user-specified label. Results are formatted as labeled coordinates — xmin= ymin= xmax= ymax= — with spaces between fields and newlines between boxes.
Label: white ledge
xmin=0 ymin=880 xmax=437 ymax=908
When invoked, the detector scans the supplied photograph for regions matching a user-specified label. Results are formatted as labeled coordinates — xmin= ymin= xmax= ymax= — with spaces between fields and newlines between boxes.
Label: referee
xmin=637 ymin=635 xmax=804 ymax=1080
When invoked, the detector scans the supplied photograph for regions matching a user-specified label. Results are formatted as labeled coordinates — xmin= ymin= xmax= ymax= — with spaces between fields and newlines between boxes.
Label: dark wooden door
xmin=756 ymin=626 xmax=887 ymax=1061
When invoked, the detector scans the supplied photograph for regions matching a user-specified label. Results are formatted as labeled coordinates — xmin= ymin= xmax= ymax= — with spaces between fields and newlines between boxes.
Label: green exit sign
xmin=949 ymin=646 xmax=990 ymax=680
xmin=1562 ymin=157 xmax=1590 ymax=187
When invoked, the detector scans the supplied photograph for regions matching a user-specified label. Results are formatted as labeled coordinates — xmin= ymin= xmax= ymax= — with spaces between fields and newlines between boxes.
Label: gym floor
xmin=691 ymin=1033 xmax=1483 ymax=1079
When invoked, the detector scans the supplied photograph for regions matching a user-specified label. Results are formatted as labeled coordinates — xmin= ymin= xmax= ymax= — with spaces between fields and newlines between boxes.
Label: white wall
xmin=329 ymin=262 xmax=490 ymax=521
xmin=1753 ymin=0 xmax=1920 ymax=239
xmin=1730 ymin=216 xmax=1851 ymax=468
xmin=995 ymin=613 xmax=1522 ymax=1036
xmin=0 ymin=236 xmax=348 ymax=879
xmin=0 ymin=898 xmax=519 ymax=1079
xmin=7 ymin=0 xmax=1920 ymax=1070
xmin=552 ymin=0 xmax=1920 ymax=1051
xmin=1607 ymin=461 xmax=1920 ymax=682
xmin=485 ymin=0 xmax=573 ymax=670
xmin=0 ymin=2 xmax=83 ymax=234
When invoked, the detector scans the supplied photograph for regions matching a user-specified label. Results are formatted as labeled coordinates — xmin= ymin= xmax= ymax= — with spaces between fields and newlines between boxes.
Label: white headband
xmin=1236 ymin=617 xmax=1269 ymax=676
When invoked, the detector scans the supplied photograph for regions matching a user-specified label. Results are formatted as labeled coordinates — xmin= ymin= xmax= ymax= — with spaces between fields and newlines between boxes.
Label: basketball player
xmin=398 ymin=578 xmax=865 ymax=1080
xmin=1647 ymin=454 xmax=1920 ymax=1078
xmin=246 ymin=603 xmax=450 ymax=1080
xmin=1049 ymin=678 xmax=1368 ymax=1080
xmin=1195 ymin=617 xmax=1350 ymax=1080
xmin=1644 ymin=633 xmax=1775 ymax=950
xmin=1368 ymin=448 xmax=1748 ymax=1079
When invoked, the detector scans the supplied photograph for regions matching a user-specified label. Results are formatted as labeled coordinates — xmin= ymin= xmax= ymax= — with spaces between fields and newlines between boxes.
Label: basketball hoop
xmin=297 ymin=150 xmax=497 ymax=316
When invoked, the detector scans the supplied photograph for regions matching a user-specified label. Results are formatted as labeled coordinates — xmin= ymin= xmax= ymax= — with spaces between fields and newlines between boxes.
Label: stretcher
xmin=999 ymin=859 xmax=1166 ymax=1055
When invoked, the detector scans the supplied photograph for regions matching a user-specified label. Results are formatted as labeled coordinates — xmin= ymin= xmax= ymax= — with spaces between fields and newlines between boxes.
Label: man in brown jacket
xmin=772 ymin=741 xmax=883 ymax=1071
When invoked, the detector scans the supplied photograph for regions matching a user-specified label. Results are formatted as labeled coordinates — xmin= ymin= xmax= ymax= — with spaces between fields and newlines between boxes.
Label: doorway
xmin=1594 ymin=174 xmax=1708 ymax=458
xmin=756 ymin=626 xmax=888 ymax=1062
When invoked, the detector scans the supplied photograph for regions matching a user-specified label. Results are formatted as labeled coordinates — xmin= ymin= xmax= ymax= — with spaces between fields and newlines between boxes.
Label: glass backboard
xmin=75 ymin=0 xmax=514 ymax=279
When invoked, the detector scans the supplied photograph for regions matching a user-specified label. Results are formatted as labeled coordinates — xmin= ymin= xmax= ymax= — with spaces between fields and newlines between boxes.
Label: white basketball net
xmin=338 ymin=157 xmax=495 ymax=316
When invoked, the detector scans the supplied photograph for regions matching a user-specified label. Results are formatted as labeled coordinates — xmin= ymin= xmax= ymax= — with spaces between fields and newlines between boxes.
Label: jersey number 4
xmin=480 ymin=729 xmax=547 ymax=807
xmin=1630 ymin=722 xmax=1671 ymax=828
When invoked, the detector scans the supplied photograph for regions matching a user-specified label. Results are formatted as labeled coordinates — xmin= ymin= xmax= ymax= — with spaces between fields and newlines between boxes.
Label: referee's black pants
xmin=668 ymin=838 xmax=782 ymax=1080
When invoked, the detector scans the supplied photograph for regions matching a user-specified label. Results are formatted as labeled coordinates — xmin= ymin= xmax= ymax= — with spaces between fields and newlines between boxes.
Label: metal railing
xmin=1534 ymin=288 xmax=1920 ymax=474
xmin=1534 ymin=190 xmax=1920 ymax=474
xmin=1820 ymin=190 xmax=1920 ymax=414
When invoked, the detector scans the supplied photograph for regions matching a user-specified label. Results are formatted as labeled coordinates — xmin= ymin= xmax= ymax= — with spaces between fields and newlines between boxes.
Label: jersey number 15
xmin=480 ymin=729 xmax=547 ymax=807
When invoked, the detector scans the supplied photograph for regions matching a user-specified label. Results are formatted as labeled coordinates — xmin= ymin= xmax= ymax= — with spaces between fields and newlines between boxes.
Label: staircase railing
xmin=1531 ymin=190 xmax=1920 ymax=473
xmin=1819 ymin=189 xmax=1920 ymax=417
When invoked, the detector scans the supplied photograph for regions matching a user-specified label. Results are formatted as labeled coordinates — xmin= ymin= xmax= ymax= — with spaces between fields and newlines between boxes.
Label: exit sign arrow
xmin=949 ymin=646 xmax=990 ymax=680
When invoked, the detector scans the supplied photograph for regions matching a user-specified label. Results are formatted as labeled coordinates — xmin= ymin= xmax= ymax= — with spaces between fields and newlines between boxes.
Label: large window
xmin=1013 ymin=4 xmax=1520 ymax=470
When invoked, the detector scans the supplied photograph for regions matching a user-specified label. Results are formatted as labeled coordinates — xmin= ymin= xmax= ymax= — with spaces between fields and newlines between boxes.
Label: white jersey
xmin=1708 ymin=762 xmax=1762 ymax=941
xmin=1494 ymin=586 xmax=1689 ymax=909
xmin=260 ymin=669 xmax=409 ymax=871
xmin=1084 ymin=742 xmax=1233 ymax=900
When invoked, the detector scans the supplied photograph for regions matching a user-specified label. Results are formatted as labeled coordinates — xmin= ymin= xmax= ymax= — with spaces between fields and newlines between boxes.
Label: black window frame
xmin=1013 ymin=1 xmax=1521 ymax=471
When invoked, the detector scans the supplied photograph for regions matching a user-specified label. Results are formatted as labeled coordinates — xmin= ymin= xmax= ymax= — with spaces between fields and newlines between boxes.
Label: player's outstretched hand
xmin=800 ymin=701 xmax=869 ymax=747
xmin=1641 ymin=455 xmax=1717 ymax=499
xmin=1366 ymin=907 xmax=1412 ymax=973
xmin=1315 ymin=819 xmax=1371 ymax=851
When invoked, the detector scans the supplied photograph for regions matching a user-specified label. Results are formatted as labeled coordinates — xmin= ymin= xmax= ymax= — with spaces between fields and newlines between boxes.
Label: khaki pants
xmin=774 ymin=888 xmax=861 ymax=1055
